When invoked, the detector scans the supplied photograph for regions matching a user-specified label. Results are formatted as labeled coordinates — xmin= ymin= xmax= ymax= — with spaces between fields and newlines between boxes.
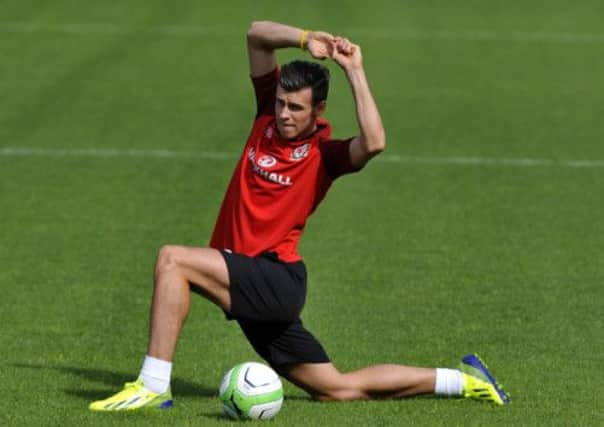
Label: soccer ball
xmin=219 ymin=362 xmax=283 ymax=420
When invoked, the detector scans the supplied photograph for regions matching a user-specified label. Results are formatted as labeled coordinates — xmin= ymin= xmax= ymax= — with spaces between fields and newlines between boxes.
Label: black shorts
xmin=220 ymin=250 xmax=330 ymax=374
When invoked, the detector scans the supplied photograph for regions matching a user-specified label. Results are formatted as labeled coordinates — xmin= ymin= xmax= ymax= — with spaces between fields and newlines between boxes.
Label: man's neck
xmin=291 ymin=122 xmax=318 ymax=141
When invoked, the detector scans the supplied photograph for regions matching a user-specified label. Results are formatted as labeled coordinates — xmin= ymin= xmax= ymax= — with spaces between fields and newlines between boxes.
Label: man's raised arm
xmin=246 ymin=21 xmax=335 ymax=77
xmin=330 ymin=38 xmax=386 ymax=169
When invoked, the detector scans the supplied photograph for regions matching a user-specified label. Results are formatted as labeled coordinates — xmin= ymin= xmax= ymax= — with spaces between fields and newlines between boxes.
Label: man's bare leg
xmin=286 ymin=362 xmax=437 ymax=401
xmin=139 ymin=245 xmax=231 ymax=395
xmin=147 ymin=245 xmax=231 ymax=361
xmin=89 ymin=245 xmax=232 ymax=410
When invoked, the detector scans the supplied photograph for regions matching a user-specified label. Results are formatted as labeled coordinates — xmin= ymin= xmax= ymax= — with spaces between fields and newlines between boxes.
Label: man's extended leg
xmin=90 ymin=245 xmax=231 ymax=411
xmin=285 ymin=362 xmax=436 ymax=401
xmin=285 ymin=356 xmax=509 ymax=404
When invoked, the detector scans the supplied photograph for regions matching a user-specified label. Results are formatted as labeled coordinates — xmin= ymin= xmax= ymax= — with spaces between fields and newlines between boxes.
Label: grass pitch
xmin=1 ymin=1 xmax=603 ymax=425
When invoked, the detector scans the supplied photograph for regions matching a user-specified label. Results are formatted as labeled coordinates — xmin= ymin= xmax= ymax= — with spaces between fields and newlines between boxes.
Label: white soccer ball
xmin=219 ymin=362 xmax=283 ymax=420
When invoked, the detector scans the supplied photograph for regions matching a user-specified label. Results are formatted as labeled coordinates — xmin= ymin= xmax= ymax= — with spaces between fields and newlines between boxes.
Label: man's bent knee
xmin=153 ymin=245 xmax=231 ymax=310
xmin=155 ymin=245 xmax=182 ymax=278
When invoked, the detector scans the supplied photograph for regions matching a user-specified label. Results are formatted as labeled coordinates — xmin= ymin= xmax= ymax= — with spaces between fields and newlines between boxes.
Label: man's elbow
xmin=247 ymin=21 xmax=269 ymax=46
xmin=367 ymin=131 xmax=386 ymax=155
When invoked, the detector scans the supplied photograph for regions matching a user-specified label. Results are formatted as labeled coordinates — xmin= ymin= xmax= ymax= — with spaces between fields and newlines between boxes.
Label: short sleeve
xmin=252 ymin=68 xmax=279 ymax=117
xmin=319 ymin=138 xmax=363 ymax=180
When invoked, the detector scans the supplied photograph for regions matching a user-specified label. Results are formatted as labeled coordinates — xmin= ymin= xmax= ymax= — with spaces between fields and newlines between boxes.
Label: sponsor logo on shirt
xmin=291 ymin=143 xmax=310 ymax=161
xmin=257 ymin=155 xmax=277 ymax=168
xmin=248 ymin=147 xmax=292 ymax=186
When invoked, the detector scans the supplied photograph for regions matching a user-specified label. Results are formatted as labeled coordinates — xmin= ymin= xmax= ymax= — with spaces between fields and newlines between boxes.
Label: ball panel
xmin=236 ymin=362 xmax=283 ymax=397
xmin=248 ymin=398 xmax=284 ymax=420
xmin=219 ymin=364 xmax=247 ymax=419
xmin=241 ymin=362 xmax=279 ymax=386
xmin=222 ymin=403 xmax=240 ymax=420
xmin=219 ymin=367 xmax=233 ymax=398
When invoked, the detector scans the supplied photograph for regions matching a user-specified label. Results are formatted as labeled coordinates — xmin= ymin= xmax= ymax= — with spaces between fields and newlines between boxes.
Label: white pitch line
xmin=379 ymin=154 xmax=554 ymax=167
xmin=2 ymin=147 xmax=604 ymax=169
xmin=0 ymin=22 xmax=603 ymax=44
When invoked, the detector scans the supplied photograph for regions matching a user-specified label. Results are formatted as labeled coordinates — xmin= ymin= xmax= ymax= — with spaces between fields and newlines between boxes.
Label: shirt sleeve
xmin=251 ymin=67 xmax=279 ymax=117
xmin=319 ymin=138 xmax=363 ymax=180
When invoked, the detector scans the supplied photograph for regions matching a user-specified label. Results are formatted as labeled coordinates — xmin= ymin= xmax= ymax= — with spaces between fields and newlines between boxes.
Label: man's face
xmin=275 ymin=85 xmax=325 ymax=140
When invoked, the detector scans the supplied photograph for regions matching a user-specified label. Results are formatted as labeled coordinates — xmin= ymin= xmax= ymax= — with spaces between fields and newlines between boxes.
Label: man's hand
xmin=330 ymin=37 xmax=363 ymax=71
xmin=306 ymin=31 xmax=336 ymax=60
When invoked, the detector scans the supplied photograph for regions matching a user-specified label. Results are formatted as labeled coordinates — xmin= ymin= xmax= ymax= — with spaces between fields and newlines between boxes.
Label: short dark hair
xmin=279 ymin=60 xmax=330 ymax=106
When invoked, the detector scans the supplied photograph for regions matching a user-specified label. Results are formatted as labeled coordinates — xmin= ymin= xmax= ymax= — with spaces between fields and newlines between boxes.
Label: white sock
xmin=434 ymin=368 xmax=464 ymax=396
xmin=140 ymin=355 xmax=172 ymax=394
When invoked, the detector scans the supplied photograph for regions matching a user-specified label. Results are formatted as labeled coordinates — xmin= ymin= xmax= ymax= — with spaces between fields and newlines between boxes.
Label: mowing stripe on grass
xmin=1 ymin=22 xmax=603 ymax=44
xmin=2 ymin=146 xmax=604 ymax=168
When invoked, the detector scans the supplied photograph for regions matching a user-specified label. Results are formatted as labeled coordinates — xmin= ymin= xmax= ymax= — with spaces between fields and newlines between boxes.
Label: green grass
xmin=1 ymin=1 xmax=603 ymax=425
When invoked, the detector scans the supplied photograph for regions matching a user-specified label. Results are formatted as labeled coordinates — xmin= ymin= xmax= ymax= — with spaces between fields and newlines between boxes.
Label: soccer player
xmin=90 ymin=21 xmax=509 ymax=410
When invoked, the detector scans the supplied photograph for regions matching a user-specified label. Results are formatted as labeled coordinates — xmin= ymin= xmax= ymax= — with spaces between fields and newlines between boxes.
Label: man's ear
xmin=313 ymin=100 xmax=327 ymax=117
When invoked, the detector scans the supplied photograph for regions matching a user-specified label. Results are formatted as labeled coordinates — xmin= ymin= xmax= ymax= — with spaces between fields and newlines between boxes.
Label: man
xmin=90 ymin=21 xmax=509 ymax=410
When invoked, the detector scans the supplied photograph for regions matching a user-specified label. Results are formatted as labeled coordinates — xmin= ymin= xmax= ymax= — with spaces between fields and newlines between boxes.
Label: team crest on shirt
xmin=290 ymin=143 xmax=310 ymax=161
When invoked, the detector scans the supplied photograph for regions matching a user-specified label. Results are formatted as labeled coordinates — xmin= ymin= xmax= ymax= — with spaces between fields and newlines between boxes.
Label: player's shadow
xmin=11 ymin=362 xmax=314 ymax=404
xmin=10 ymin=363 xmax=217 ymax=400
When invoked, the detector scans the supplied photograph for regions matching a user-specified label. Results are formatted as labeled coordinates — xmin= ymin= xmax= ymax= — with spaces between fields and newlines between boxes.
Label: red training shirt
xmin=209 ymin=68 xmax=359 ymax=262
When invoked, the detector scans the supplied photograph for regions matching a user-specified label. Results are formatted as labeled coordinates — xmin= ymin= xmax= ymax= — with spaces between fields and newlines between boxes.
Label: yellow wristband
xmin=299 ymin=30 xmax=310 ymax=50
